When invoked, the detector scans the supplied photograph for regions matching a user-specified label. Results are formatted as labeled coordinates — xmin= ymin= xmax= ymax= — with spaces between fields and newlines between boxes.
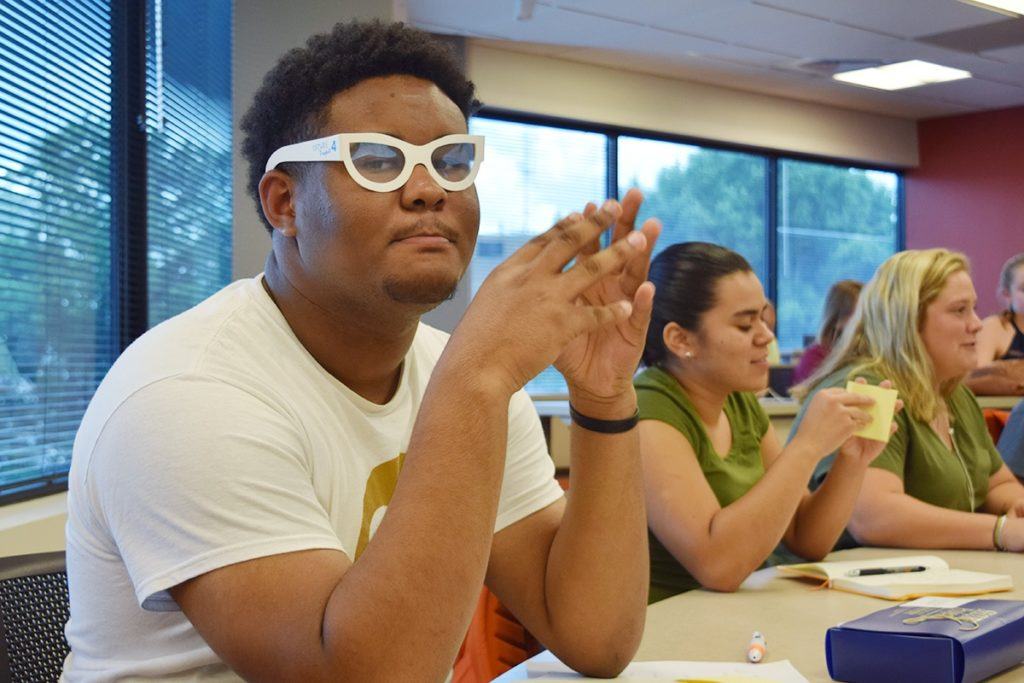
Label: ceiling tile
xmin=984 ymin=43 xmax=1024 ymax=65
xmin=755 ymin=0 xmax=1007 ymax=38
xmin=671 ymin=3 xmax=899 ymax=59
xmin=546 ymin=0 xmax=755 ymax=33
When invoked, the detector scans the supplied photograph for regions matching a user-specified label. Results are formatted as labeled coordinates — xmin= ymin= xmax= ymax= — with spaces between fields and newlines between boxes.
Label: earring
xmin=684 ymin=351 xmax=694 ymax=359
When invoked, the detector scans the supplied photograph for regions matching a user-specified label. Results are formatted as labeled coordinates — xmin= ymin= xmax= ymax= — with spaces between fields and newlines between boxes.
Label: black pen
xmin=846 ymin=565 xmax=928 ymax=577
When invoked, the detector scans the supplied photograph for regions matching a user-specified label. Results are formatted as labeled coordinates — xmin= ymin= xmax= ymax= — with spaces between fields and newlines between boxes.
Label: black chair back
xmin=0 ymin=552 xmax=69 ymax=683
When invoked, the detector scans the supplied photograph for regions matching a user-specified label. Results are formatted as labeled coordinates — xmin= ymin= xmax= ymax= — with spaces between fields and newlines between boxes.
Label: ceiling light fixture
xmin=956 ymin=0 xmax=1024 ymax=17
xmin=833 ymin=60 xmax=971 ymax=91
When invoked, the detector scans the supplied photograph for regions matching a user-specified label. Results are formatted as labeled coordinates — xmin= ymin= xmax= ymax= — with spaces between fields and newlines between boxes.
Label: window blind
xmin=0 ymin=0 xmax=114 ymax=498
xmin=145 ymin=0 xmax=232 ymax=326
xmin=0 ymin=0 xmax=232 ymax=503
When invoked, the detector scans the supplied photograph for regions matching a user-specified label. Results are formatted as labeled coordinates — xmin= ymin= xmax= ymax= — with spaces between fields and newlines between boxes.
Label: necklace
xmin=948 ymin=425 xmax=975 ymax=510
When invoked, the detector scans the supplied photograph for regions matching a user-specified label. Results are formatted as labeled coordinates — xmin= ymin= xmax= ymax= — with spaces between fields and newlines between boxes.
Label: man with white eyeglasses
xmin=63 ymin=20 xmax=660 ymax=682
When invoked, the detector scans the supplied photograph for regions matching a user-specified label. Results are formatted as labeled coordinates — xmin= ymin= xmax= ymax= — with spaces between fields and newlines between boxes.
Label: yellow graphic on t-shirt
xmin=355 ymin=452 xmax=406 ymax=559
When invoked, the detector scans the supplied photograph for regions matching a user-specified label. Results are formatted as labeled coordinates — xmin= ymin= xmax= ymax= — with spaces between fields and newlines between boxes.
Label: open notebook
xmin=777 ymin=555 xmax=1012 ymax=600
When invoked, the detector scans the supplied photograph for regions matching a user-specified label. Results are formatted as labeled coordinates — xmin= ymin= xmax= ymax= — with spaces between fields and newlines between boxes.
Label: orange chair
xmin=453 ymin=588 xmax=542 ymax=682
xmin=984 ymin=409 xmax=1012 ymax=445
xmin=453 ymin=473 xmax=571 ymax=682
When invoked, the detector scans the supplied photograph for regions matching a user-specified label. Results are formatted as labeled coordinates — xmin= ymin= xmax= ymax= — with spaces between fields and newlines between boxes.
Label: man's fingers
xmin=536 ymin=200 xmax=621 ymax=271
xmin=620 ymin=219 xmax=662 ymax=294
xmin=563 ymin=229 xmax=647 ymax=296
xmin=570 ymin=299 xmax=634 ymax=337
xmin=513 ymin=211 xmax=585 ymax=264
xmin=612 ymin=188 xmax=643 ymax=242
xmin=628 ymin=281 xmax=656 ymax=334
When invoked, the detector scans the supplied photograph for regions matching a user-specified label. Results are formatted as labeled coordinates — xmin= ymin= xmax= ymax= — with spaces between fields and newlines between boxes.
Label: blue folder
xmin=826 ymin=599 xmax=1024 ymax=683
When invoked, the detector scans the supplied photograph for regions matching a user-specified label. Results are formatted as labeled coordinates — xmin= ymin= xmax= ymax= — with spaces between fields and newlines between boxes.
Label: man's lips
xmin=391 ymin=222 xmax=459 ymax=245
xmin=395 ymin=234 xmax=453 ymax=247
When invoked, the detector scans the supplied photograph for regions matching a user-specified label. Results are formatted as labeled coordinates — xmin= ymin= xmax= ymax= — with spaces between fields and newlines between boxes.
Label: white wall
xmin=467 ymin=44 xmax=918 ymax=169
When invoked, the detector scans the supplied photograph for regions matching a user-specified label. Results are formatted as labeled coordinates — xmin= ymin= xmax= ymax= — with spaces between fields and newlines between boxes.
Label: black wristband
xmin=569 ymin=404 xmax=639 ymax=434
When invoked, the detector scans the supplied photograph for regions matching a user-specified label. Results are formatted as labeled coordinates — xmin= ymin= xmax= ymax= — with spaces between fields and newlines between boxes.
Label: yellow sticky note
xmin=846 ymin=381 xmax=899 ymax=443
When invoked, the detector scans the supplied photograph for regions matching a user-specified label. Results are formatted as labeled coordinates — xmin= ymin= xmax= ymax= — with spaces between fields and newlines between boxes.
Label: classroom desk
xmin=498 ymin=546 xmax=1024 ymax=682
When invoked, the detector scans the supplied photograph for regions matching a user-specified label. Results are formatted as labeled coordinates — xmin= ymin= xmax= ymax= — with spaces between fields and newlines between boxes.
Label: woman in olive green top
xmin=793 ymin=249 xmax=1024 ymax=553
xmin=638 ymin=243 xmax=895 ymax=602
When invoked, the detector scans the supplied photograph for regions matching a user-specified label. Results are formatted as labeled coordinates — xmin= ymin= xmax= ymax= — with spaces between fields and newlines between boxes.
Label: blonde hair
xmin=792 ymin=249 xmax=970 ymax=422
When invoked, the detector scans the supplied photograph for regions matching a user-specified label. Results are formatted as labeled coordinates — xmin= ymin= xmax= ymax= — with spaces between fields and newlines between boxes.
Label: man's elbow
xmin=692 ymin=563 xmax=745 ymax=593
xmin=563 ymin=638 xmax=639 ymax=679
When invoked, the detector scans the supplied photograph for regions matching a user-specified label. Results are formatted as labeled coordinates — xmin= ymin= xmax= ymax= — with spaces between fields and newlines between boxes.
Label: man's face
xmin=287 ymin=74 xmax=480 ymax=309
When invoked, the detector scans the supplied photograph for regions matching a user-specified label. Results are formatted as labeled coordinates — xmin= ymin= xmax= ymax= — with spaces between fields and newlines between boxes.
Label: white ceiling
xmin=404 ymin=0 xmax=1024 ymax=119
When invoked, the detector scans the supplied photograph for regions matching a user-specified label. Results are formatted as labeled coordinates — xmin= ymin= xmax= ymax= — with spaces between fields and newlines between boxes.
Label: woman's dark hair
xmin=999 ymin=252 xmax=1024 ymax=319
xmin=641 ymin=242 xmax=753 ymax=367
xmin=240 ymin=20 xmax=480 ymax=233
xmin=817 ymin=279 xmax=862 ymax=347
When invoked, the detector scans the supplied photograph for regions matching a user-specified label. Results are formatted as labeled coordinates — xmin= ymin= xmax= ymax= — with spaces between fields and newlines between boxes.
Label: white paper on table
xmin=525 ymin=658 xmax=808 ymax=682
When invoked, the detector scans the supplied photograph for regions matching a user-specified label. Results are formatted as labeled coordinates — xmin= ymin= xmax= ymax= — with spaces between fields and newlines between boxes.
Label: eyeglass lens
xmin=350 ymin=143 xmax=406 ymax=182
xmin=348 ymin=141 xmax=477 ymax=184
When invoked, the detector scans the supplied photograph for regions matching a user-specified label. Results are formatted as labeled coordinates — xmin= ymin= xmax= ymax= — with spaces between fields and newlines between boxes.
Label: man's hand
xmin=554 ymin=189 xmax=661 ymax=417
xmin=444 ymin=196 xmax=656 ymax=400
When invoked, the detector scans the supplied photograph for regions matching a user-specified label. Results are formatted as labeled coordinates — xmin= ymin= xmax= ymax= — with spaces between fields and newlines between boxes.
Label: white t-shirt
xmin=61 ymin=276 xmax=564 ymax=681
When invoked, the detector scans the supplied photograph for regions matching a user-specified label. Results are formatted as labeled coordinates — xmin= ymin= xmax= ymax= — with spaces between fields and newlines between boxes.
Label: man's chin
xmin=383 ymin=273 xmax=460 ymax=306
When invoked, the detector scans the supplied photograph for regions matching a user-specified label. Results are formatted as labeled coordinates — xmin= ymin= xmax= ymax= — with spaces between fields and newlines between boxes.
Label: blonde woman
xmin=793 ymin=249 xmax=1024 ymax=552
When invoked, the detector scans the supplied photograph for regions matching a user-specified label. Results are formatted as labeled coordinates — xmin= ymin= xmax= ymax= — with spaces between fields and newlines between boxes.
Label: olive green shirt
xmin=796 ymin=367 xmax=1004 ymax=518
xmin=636 ymin=366 xmax=794 ymax=603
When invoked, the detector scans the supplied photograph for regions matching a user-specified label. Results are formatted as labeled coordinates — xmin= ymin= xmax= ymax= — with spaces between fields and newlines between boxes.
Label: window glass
xmin=0 ymin=1 xmax=114 ymax=496
xmin=0 ymin=0 xmax=232 ymax=501
xmin=618 ymin=137 xmax=767 ymax=281
xmin=469 ymin=117 xmax=606 ymax=394
xmin=146 ymin=0 xmax=232 ymax=325
xmin=776 ymin=160 xmax=899 ymax=351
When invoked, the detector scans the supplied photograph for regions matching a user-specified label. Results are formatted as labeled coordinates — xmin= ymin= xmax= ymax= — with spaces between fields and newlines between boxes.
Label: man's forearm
xmin=321 ymin=366 xmax=513 ymax=680
xmin=541 ymin=418 xmax=648 ymax=677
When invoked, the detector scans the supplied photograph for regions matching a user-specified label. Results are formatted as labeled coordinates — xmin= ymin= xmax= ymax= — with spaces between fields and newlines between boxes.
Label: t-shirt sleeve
xmin=86 ymin=376 xmax=345 ymax=611
xmin=637 ymin=384 xmax=701 ymax=447
xmin=494 ymin=389 xmax=564 ymax=533
xmin=868 ymin=409 xmax=911 ymax=480
xmin=737 ymin=392 xmax=770 ymax=441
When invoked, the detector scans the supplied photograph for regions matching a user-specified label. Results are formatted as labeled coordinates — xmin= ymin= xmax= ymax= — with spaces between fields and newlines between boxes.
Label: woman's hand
xmin=997 ymin=515 xmax=1024 ymax=552
xmin=792 ymin=378 xmax=901 ymax=464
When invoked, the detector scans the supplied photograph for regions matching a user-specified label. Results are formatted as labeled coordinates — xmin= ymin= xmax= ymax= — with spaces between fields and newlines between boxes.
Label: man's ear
xmin=258 ymin=170 xmax=298 ymax=237
xmin=663 ymin=322 xmax=697 ymax=360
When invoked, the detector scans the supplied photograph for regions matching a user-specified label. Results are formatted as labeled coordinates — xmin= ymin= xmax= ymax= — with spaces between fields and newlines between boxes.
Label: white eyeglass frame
xmin=264 ymin=133 xmax=485 ymax=192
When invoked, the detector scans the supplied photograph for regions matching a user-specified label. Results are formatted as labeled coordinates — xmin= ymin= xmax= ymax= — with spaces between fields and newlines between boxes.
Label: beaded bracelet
xmin=994 ymin=514 xmax=1008 ymax=552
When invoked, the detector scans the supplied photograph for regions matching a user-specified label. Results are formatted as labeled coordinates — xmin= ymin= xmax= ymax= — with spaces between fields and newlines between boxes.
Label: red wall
xmin=906 ymin=106 xmax=1024 ymax=316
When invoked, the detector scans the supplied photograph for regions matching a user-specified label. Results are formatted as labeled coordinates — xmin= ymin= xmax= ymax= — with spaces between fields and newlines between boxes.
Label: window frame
xmin=476 ymin=105 xmax=905 ymax=356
